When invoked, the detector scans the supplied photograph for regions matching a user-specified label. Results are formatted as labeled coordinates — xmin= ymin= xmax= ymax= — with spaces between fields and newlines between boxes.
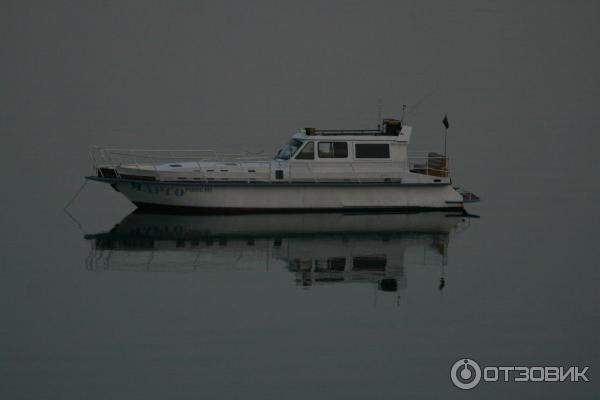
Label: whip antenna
xmin=377 ymin=98 xmax=382 ymax=130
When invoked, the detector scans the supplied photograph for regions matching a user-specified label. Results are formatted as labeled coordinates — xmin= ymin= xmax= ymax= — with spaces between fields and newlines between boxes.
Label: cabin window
xmin=355 ymin=143 xmax=390 ymax=158
xmin=318 ymin=142 xmax=348 ymax=158
xmin=275 ymin=139 xmax=303 ymax=160
xmin=295 ymin=142 xmax=314 ymax=160
xmin=353 ymin=255 xmax=387 ymax=270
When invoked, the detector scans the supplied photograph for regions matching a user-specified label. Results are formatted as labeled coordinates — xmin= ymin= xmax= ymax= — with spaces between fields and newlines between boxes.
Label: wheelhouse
xmin=274 ymin=119 xmax=412 ymax=163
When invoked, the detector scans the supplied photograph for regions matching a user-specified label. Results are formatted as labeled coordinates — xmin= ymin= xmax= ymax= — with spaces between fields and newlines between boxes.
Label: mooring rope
xmin=63 ymin=179 xmax=89 ymax=234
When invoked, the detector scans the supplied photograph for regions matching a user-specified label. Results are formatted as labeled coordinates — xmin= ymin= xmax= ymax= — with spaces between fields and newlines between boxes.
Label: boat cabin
xmin=270 ymin=118 xmax=447 ymax=183
xmin=275 ymin=119 xmax=411 ymax=163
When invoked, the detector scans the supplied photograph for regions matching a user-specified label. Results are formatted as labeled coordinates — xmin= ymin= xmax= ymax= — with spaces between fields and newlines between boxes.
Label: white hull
xmin=108 ymin=180 xmax=464 ymax=211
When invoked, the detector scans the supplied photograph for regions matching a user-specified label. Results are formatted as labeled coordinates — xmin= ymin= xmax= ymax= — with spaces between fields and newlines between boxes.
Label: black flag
xmin=442 ymin=115 xmax=449 ymax=129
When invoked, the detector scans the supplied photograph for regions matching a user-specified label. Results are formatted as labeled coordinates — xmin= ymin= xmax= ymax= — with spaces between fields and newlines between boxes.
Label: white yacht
xmin=87 ymin=118 xmax=479 ymax=212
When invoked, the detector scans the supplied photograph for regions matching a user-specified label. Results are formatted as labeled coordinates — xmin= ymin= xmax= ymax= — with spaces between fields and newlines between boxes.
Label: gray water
xmin=1 ymin=1 xmax=599 ymax=398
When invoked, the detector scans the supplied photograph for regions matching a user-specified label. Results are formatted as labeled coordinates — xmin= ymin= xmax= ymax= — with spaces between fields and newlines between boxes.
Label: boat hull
xmin=89 ymin=177 xmax=464 ymax=212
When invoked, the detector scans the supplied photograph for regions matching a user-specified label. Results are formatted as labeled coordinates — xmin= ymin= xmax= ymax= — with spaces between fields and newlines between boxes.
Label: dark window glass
xmin=314 ymin=257 xmax=345 ymax=272
xmin=275 ymin=139 xmax=303 ymax=160
xmin=318 ymin=142 xmax=348 ymax=158
xmin=355 ymin=143 xmax=390 ymax=158
xmin=353 ymin=255 xmax=387 ymax=270
xmin=328 ymin=257 xmax=346 ymax=271
xmin=295 ymin=142 xmax=314 ymax=160
xmin=333 ymin=142 xmax=348 ymax=158
xmin=318 ymin=142 xmax=333 ymax=158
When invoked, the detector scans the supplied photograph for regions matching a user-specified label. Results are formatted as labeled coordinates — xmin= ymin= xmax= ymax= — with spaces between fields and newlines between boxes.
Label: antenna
xmin=401 ymin=104 xmax=407 ymax=123
xmin=377 ymin=98 xmax=382 ymax=130
xmin=404 ymin=84 xmax=440 ymax=121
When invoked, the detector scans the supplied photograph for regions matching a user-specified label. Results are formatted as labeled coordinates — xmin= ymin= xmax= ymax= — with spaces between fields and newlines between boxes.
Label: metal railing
xmin=407 ymin=152 xmax=449 ymax=178
xmin=90 ymin=147 xmax=271 ymax=177
xmin=91 ymin=147 xmax=269 ymax=166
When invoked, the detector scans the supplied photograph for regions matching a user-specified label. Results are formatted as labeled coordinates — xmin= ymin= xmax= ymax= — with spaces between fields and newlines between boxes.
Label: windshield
xmin=275 ymin=139 xmax=303 ymax=160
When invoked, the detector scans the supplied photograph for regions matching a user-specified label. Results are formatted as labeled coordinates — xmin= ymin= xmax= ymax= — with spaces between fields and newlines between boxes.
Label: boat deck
xmin=90 ymin=147 xmax=450 ymax=184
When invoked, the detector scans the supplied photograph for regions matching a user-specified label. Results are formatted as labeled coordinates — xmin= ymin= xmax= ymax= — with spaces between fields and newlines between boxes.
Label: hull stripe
xmin=132 ymin=202 xmax=464 ymax=215
xmin=87 ymin=176 xmax=451 ymax=187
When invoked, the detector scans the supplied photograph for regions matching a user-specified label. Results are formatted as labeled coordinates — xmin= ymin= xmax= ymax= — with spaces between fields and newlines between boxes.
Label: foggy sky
xmin=2 ymin=1 xmax=599 ymax=158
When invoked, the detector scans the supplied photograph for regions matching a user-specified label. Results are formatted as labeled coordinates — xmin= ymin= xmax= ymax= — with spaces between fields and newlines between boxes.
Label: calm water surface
xmin=1 ymin=162 xmax=597 ymax=399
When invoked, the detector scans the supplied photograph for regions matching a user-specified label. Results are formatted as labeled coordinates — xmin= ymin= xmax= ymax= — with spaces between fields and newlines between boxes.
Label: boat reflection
xmin=85 ymin=211 xmax=473 ymax=292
